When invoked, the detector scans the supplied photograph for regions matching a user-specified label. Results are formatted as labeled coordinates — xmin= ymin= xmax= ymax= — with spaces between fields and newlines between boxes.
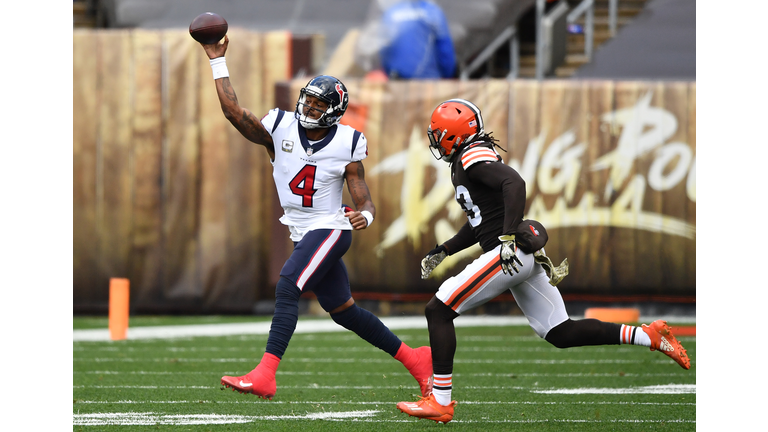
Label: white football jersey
xmin=261 ymin=108 xmax=368 ymax=241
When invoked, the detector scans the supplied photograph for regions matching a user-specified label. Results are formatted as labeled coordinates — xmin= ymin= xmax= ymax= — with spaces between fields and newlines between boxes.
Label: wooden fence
xmin=74 ymin=30 xmax=695 ymax=313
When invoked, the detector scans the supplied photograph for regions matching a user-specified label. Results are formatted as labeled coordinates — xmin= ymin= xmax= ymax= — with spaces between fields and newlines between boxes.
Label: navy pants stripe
xmin=280 ymin=228 xmax=353 ymax=312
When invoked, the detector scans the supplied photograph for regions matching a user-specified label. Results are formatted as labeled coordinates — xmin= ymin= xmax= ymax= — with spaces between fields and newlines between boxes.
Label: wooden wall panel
xmin=198 ymin=35 xmax=231 ymax=309
xmin=263 ymin=32 xmax=291 ymax=111
xmin=686 ymin=83 xmax=696 ymax=291
xmin=658 ymin=81 xmax=695 ymax=291
xmin=73 ymin=31 xmax=100 ymax=303
xmin=97 ymin=31 xmax=135 ymax=297
xmin=161 ymin=31 xmax=201 ymax=302
xmin=339 ymin=79 xmax=388 ymax=289
xmin=582 ymin=81 xmax=615 ymax=289
xmin=606 ymin=81 xmax=644 ymax=290
xmin=222 ymin=28 xmax=271 ymax=306
xmin=73 ymin=29 xmax=696 ymax=311
xmin=631 ymin=82 xmax=666 ymax=291
xmin=129 ymin=30 xmax=164 ymax=304
xmin=537 ymin=81 xmax=579 ymax=289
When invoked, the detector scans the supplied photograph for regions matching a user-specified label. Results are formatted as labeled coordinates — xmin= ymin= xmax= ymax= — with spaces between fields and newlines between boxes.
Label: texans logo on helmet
xmin=529 ymin=224 xmax=540 ymax=236
xmin=335 ymin=83 xmax=346 ymax=102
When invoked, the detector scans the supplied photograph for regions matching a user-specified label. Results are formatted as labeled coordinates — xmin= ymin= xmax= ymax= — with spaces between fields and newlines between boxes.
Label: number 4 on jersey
xmin=289 ymin=164 xmax=317 ymax=207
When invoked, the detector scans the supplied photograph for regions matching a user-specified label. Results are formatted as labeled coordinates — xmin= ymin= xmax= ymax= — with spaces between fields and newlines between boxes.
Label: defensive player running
xmin=396 ymin=99 xmax=691 ymax=424
xmin=197 ymin=36 xmax=432 ymax=400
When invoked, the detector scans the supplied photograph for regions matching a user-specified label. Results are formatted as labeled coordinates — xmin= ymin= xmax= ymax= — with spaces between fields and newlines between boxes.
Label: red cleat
xmin=407 ymin=346 xmax=433 ymax=397
xmin=642 ymin=320 xmax=691 ymax=370
xmin=396 ymin=394 xmax=457 ymax=424
xmin=221 ymin=368 xmax=276 ymax=400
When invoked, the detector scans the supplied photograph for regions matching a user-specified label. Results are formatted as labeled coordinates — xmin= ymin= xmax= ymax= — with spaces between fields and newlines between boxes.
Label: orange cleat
xmin=221 ymin=369 xmax=276 ymax=400
xmin=407 ymin=346 xmax=434 ymax=397
xmin=396 ymin=394 xmax=457 ymax=424
xmin=642 ymin=320 xmax=691 ymax=370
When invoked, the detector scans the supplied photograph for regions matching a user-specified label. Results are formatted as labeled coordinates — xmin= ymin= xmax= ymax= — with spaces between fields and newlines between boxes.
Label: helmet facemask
xmin=427 ymin=125 xmax=461 ymax=162
xmin=295 ymin=76 xmax=349 ymax=129
xmin=427 ymin=98 xmax=484 ymax=163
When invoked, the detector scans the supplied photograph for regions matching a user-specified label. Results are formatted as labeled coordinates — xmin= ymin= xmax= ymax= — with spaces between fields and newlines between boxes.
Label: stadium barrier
xmin=74 ymin=30 xmax=695 ymax=314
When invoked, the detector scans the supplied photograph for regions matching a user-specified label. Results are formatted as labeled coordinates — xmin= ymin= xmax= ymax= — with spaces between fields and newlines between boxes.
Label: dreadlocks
xmin=470 ymin=131 xmax=507 ymax=154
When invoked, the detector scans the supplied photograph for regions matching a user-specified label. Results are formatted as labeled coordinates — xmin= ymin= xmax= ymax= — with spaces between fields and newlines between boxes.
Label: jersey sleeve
xmin=351 ymin=131 xmax=368 ymax=162
xmin=443 ymin=221 xmax=478 ymax=255
xmin=259 ymin=108 xmax=284 ymax=137
xmin=461 ymin=146 xmax=500 ymax=170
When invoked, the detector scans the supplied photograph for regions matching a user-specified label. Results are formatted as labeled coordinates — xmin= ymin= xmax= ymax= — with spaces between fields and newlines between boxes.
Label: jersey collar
xmin=299 ymin=124 xmax=338 ymax=156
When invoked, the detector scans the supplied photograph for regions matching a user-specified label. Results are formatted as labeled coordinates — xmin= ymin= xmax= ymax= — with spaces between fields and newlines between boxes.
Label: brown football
xmin=189 ymin=12 xmax=228 ymax=44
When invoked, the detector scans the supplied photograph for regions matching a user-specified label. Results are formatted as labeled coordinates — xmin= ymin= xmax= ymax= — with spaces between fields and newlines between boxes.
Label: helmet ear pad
xmin=427 ymin=99 xmax=485 ymax=161
xmin=295 ymin=75 xmax=349 ymax=129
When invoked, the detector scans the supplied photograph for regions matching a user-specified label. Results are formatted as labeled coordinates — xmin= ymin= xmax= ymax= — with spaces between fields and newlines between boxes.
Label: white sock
xmin=432 ymin=374 xmax=452 ymax=406
xmin=620 ymin=324 xmax=651 ymax=347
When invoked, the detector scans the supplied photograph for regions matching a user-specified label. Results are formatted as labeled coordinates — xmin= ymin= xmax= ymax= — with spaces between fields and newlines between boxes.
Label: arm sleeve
xmin=443 ymin=221 xmax=477 ymax=255
xmin=466 ymin=161 xmax=526 ymax=236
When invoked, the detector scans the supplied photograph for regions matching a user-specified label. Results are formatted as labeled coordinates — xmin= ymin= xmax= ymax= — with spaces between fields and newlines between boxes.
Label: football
xmin=189 ymin=12 xmax=228 ymax=44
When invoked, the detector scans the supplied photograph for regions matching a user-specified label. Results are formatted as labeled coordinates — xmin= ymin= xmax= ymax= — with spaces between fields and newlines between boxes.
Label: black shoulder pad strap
xmin=351 ymin=130 xmax=362 ymax=159
xmin=271 ymin=110 xmax=286 ymax=134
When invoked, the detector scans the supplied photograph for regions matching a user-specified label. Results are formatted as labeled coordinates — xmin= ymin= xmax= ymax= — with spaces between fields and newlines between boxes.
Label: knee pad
xmin=330 ymin=303 xmax=360 ymax=328
xmin=330 ymin=304 xmax=401 ymax=356
xmin=275 ymin=277 xmax=301 ymax=303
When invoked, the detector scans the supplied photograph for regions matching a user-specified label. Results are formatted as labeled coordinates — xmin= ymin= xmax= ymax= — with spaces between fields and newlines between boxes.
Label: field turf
xmin=73 ymin=316 xmax=695 ymax=431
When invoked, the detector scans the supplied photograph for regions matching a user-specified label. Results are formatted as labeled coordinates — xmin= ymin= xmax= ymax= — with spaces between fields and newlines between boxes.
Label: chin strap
xmin=533 ymin=250 xmax=569 ymax=286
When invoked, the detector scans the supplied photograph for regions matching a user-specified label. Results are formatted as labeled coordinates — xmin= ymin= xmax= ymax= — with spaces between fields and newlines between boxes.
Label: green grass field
xmin=73 ymin=316 xmax=695 ymax=431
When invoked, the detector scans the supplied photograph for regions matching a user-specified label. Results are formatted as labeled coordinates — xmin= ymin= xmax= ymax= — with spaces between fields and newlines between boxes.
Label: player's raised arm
xmin=199 ymin=36 xmax=275 ymax=156
xmin=343 ymin=161 xmax=375 ymax=230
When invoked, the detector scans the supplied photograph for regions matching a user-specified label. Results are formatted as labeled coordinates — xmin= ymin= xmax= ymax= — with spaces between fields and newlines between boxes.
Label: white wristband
xmin=209 ymin=57 xmax=229 ymax=80
xmin=361 ymin=210 xmax=374 ymax=227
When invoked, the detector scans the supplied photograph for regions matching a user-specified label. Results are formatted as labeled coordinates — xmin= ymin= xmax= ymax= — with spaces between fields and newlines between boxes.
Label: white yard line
xmin=532 ymin=384 xmax=696 ymax=394
xmin=74 ymin=400 xmax=696 ymax=405
xmin=73 ymin=315 xmax=695 ymax=342
xmin=72 ymin=411 xmax=695 ymax=426
xmin=73 ymin=383 xmax=696 ymax=392
xmin=73 ymin=410 xmax=380 ymax=425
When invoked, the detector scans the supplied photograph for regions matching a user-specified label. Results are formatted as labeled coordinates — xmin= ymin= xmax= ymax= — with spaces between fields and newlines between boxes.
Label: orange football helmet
xmin=427 ymin=99 xmax=485 ymax=162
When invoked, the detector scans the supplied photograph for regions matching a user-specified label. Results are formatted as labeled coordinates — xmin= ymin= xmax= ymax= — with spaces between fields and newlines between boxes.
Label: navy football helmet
xmin=295 ymin=75 xmax=349 ymax=129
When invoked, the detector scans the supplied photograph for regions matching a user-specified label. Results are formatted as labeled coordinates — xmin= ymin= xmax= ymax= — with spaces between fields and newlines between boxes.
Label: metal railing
xmin=567 ymin=0 xmax=594 ymax=60
xmin=461 ymin=0 xmax=620 ymax=80
xmin=459 ymin=25 xmax=519 ymax=80
xmin=536 ymin=0 xmax=569 ymax=80
xmin=537 ymin=0 xmax=621 ymax=79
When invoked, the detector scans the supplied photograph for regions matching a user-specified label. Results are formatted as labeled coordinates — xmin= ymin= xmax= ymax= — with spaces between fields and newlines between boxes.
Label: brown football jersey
xmin=449 ymin=141 xmax=526 ymax=252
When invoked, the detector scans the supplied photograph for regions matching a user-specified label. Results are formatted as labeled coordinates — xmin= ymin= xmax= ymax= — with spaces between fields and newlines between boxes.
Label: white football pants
xmin=435 ymin=246 xmax=569 ymax=338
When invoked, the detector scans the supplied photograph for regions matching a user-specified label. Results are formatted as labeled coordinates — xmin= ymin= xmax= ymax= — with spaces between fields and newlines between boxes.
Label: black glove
xmin=420 ymin=244 xmax=448 ymax=279
xmin=498 ymin=235 xmax=523 ymax=275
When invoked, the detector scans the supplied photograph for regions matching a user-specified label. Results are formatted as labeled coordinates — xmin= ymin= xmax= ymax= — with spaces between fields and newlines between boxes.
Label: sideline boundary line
xmin=73 ymin=315 xmax=695 ymax=342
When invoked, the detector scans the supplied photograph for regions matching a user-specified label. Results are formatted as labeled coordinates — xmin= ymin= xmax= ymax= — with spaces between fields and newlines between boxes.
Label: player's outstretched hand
xmin=421 ymin=245 xmax=447 ymax=279
xmin=201 ymin=35 xmax=229 ymax=60
xmin=498 ymin=235 xmax=523 ymax=275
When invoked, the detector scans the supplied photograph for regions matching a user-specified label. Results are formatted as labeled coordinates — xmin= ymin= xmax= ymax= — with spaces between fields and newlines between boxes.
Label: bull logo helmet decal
xmin=336 ymin=83 xmax=346 ymax=103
